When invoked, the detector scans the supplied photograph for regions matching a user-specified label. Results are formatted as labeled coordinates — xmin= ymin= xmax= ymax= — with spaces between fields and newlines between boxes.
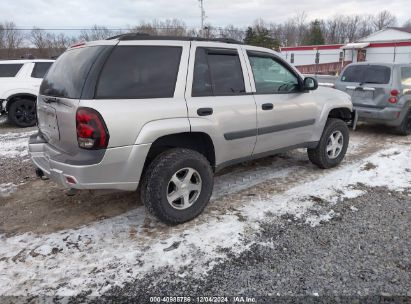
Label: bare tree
xmin=130 ymin=21 xmax=159 ymax=36
xmin=2 ymin=21 xmax=25 ymax=58
xmin=280 ymin=19 xmax=298 ymax=46
xmin=403 ymin=19 xmax=411 ymax=28
xmin=30 ymin=27 xmax=49 ymax=56
xmin=0 ymin=23 xmax=5 ymax=49
xmin=355 ymin=15 xmax=373 ymax=40
xmin=158 ymin=19 xmax=188 ymax=36
xmin=293 ymin=12 xmax=308 ymax=45
xmin=372 ymin=10 xmax=397 ymax=31
xmin=219 ymin=24 xmax=244 ymax=41
xmin=80 ymin=25 xmax=113 ymax=41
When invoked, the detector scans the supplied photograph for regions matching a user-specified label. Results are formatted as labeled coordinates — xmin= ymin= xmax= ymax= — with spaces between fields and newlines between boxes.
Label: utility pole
xmin=199 ymin=0 xmax=206 ymax=37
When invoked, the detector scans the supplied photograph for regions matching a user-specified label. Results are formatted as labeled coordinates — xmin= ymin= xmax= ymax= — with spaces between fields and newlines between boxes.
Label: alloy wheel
xmin=166 ymin=167 xmax=202 ymax=210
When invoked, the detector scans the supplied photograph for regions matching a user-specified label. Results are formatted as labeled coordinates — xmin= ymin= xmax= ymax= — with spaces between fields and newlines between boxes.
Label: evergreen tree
xmin=243 ymin=26 xmax=280 ymax=50
xmin=244 ymin=27 xmax=255 ymax=45
xmin=303 ymin=20 xmax=325 ymax=45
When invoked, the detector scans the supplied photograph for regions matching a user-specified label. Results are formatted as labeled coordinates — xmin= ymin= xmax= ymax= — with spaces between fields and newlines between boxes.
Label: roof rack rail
xmin=106 ymin=33 xmax=243 ymax=44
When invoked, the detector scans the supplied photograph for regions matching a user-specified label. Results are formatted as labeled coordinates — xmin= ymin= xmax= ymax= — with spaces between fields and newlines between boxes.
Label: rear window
xmin=40 ymin=46 xmax=106 ymax=99
xmin=401 ymin=67 xmax=411 ymax=86
xmin=95 ymin=46 xmax=182 ymax=99
xmin=31 ymin=62 xmax=53 ymax=78
xmin=341 ymin=65 xmax=391 ymax=84
xmin=0 ymin=64 xmax=23 ymax=77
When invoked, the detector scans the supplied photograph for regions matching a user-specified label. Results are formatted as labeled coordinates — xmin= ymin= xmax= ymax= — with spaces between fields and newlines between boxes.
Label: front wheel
xmin=308 ymin=118 xmax=349 ymax=169
xmin=8 ymin=99 xmax=37 ymax=127
xmin=141 ymin=148 xmax=214 ymax=225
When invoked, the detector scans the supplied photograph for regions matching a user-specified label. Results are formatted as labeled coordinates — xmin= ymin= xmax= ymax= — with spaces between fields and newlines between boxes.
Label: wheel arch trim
xmin=5 ymin=92 xmax=37 ymax=111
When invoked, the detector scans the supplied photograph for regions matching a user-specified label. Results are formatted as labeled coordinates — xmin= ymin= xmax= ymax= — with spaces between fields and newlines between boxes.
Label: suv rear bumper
xmin=354 ymin=105 xmax=403 ymax=126
xmin=29 ymin=133 xmax=150 ymax=191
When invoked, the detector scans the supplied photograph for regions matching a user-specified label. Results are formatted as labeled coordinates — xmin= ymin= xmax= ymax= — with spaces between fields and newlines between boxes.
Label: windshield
xmin=341 ymin=65 xmax=391 ymax=84
xmin=40 ymin=46 xmax=106 ymax=99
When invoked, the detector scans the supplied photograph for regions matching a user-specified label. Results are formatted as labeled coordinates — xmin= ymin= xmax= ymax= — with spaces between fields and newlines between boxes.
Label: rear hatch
xmin=37 ymin=44 xmax=110 ymax=154
xmin=336 ymin=64 xmax=392 ymax=108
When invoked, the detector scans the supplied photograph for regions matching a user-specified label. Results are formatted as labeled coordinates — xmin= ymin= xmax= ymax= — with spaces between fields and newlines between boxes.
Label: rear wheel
xmin=396 ymin=109 xmax=411 ymax=136
xmin=141 ymin=148 xmax=214 ymax=225
xmin=308 ymin=118 xmax=349 ymax=169
xmin=8 ymin=99 xmax=37 ymax=127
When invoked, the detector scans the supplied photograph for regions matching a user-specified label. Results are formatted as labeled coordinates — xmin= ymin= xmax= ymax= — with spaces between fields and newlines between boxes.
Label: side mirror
xmin=303 ymin=77 xmax=318 ymax=90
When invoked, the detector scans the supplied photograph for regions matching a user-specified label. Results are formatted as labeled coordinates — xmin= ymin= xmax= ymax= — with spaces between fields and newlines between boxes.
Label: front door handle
xmin=262 ymin=103 xmax=273 ymax=110
xmin=197 ymin=108 xmax=213 ymax=116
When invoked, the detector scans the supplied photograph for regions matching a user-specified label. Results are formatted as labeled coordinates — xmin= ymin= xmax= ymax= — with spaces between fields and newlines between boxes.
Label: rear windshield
xmin=401 ymin=67 xmax=411 ymax=86
xmin=0 ymin=64 xmax=23 ymax=77
xmin=95 ymin=46 xmax=182 ymax=99
xmin=341 ymin=65 xmax=391 ymax=84
xmin=40 ymin=46 xmax=106 ymax=99
xmin=31 ymin=62 xmax=53 ymax=78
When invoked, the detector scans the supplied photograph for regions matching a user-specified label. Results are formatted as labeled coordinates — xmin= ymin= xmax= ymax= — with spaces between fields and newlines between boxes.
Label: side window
xmin=95 ymin=46 xmax=182 ymax=99
xmin=192 ymin=48 xmax=245 ymax=97
xmin=248 ymin=54 xmax=300 ymax=94
xmin=401 ymin=67 xmax=411 ymax=86
xmin=0 ymin=64 xmax=23 ymax=77
xmin=31 ymin=62 xmax=53 ymax=78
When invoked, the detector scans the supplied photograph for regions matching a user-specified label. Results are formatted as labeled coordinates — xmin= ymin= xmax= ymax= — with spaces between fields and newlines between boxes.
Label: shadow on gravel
xmin=354 ymin=122 xmax=406 ymax=137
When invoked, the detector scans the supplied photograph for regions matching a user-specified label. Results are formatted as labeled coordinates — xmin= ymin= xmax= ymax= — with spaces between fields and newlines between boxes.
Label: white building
xmin=280 ymin=27 xmax=411 ymax=74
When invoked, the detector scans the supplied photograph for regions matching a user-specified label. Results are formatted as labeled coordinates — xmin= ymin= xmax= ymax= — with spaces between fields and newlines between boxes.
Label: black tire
xmin=141 ymin=148 xmax=214 ymax=225
xmin=8 ymin=99 xmax=37 ymax=127
xmin=307 ymin=118 xmax=349 ymax=169
xmin=396 ymin=109 xmax=411 ymax=136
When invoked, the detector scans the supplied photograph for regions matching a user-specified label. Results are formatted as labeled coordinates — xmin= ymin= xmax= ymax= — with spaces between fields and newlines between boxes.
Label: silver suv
xmin=335 ymin=62 xmax=411 ymax=135
xmin=29 ymin=35 xmax=354 ymax=224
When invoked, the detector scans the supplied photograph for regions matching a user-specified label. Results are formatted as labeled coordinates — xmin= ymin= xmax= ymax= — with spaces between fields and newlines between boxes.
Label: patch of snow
xmin=0 ymin=131 xmax=36 ymax=158
xmin=0 ymin=143 xmax=410 ymax=296
xmin=0 ymin=183 xmax=18 ymax=197
xmin=350 ymin=206 xmax=359 ymax=212
xmin=305 ymin=210 xmax=336 ymax=227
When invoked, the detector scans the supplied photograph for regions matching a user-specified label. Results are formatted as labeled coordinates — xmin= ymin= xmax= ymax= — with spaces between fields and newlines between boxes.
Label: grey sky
xmin=2 ymin=0 xmax=409 ymax=29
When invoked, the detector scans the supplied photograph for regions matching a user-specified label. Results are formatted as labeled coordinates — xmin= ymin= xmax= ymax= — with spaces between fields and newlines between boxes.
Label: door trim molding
xmin=258 ymin=119 xmax=315 ymax=135
xmin=224 ymin=119 xmax=316 ymax=140
xmin=224 ymin=129 xmax=257 ymax=140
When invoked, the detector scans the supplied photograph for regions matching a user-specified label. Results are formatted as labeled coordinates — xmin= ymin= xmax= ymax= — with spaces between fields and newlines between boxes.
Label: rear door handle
xmin=197 ymin=108 xmax=213 ymax=116
xmin=262 ymin=103 xmax=273 ymax=110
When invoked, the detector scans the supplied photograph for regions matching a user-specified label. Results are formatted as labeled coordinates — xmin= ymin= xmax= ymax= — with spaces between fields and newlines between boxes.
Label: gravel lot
xmin=96 ymin=186 xmax=410 ymax=301
xmin=0 ymin=116 xmax=410 ymax=302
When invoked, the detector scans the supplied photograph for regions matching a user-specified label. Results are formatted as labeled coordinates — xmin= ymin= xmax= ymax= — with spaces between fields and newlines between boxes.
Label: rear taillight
xmin=388 ymin=89 xmax=399 ymax=104
xmin=76 ymin=108 xmax=109 ymax=149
